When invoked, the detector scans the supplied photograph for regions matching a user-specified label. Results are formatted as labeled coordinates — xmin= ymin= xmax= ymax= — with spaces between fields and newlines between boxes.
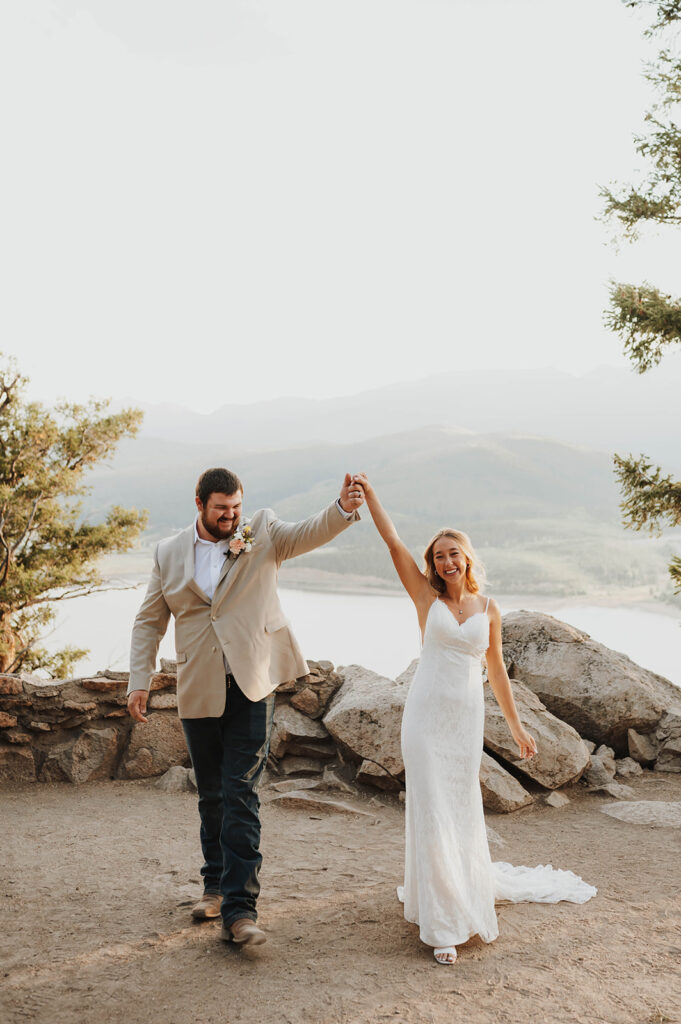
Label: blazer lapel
xmin=214 ymin=516 xmax=252 ymax=598
xmin=212 ymin=550 xmax=248 ymax=614
xmin=181 ymin=524 xmax=211 ymax=604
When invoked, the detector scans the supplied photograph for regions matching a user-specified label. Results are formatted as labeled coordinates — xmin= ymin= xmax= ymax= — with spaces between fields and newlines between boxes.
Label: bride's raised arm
xmin=353 ymin=473 xmax=432 ymax=612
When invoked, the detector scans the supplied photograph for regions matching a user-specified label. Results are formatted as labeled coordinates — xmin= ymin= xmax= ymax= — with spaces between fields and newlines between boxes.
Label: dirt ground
xmin=2 ymin=771 xmax=680 ymax=1024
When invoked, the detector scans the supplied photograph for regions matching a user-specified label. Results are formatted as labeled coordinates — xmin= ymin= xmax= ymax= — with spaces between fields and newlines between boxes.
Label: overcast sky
xmin=2 ymin=0 xmax=680 ymax=412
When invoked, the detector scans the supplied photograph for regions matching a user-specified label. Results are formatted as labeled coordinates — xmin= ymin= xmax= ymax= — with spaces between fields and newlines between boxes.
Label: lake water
xmin=42 ymin=586 xmax=680 ymax=687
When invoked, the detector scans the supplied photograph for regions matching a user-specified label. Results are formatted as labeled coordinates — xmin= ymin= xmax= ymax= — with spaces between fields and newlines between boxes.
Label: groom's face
xmin=196 ymin=490 xmax=243 ymax=540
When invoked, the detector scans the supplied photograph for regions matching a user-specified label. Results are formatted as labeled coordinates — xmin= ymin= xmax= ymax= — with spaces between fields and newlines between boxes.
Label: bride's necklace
xmin=445 ymin=595 xmax=467 ymax=616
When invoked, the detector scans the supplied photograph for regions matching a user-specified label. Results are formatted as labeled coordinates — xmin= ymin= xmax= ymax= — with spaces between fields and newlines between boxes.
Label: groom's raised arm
xmin=268 ymin=473 xmax=363 ymax=563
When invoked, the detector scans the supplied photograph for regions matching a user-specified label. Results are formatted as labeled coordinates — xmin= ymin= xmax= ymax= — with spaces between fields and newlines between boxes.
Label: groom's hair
xmin=196 ymin=467 xmax=243 ymax=504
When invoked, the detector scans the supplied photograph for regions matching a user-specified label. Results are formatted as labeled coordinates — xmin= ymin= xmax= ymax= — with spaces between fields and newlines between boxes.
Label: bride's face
xmin=432 ymin=538 xmax=468 ymax=583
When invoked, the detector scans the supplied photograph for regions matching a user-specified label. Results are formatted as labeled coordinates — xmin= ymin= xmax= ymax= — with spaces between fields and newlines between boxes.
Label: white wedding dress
xmin=398 ymin=598 xmax=596 ymax=949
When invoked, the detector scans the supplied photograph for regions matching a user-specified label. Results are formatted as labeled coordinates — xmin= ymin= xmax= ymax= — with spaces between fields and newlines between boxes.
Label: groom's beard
xmin=200 ymin=511 xmax=240 ymax=541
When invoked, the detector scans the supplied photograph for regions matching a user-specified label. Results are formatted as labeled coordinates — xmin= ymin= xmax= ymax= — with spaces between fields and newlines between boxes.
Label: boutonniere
xmin=229 ymin=523 xmax=254 ymax=557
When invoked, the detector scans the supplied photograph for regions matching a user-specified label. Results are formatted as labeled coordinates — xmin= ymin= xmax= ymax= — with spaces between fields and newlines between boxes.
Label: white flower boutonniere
xmin=229 ymin=523 xmax=254 ymax=558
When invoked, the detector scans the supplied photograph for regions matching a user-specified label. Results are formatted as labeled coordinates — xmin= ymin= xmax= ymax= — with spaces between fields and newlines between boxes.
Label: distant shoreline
xmin=101 ymin=553 xmax=680 ymax=618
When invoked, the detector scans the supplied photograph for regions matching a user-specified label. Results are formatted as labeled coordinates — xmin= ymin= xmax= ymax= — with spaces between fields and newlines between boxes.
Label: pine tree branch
xmin=614 ymin=453 xmax=681 ymax=532
xmin=605 ymin=282 xmax=681 ymax=372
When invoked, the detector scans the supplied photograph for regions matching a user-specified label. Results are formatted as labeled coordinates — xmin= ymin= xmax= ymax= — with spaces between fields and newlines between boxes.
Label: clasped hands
xmin=339 ymin=473 xmax=366 ymax=513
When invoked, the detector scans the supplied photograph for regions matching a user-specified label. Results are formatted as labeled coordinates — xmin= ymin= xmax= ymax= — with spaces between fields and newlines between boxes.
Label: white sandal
xmin=434 ymin=946 xmax=457 ymax=965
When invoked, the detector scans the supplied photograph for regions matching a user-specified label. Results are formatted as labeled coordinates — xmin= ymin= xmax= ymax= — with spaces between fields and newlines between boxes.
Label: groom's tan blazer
xmin=128 ymin=502 xmax=358 ymax=718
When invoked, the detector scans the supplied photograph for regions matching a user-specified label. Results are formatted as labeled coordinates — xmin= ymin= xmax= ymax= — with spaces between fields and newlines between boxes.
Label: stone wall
xmin=0 ymin=659 xmax=342 ymax=786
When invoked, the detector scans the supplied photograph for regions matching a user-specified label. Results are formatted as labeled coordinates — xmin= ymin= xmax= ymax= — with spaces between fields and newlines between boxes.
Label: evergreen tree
xmin=602 ymin=0 xmax=681 ymax=592
xmin=0 ymin=356 xmax=147 ymax=675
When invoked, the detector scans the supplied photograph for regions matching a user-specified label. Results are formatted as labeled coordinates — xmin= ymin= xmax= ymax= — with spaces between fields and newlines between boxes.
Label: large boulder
xmin=119 ymin=713 xmax=190 ymax=779
xmin=479 ymin=752 xmax=533 ymax=813
xmin=323 ymin=665 xmax=407 ymax=779
xmin=501 ymin=611 xmax=680 ymax=753
xmin=39 ymin=727 xmax=121 ymax=783
xmin=483 ymin=678 xmax=590 ymax=788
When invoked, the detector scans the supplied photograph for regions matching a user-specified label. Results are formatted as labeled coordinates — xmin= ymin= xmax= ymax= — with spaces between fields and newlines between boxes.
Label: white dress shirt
xmin=193 ymin=519 xmax=233 ymax=673
xmin=193 ymin=519 xmax=231 ymax=601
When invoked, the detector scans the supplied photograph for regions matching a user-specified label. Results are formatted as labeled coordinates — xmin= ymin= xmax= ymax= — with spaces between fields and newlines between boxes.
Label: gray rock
xmin=479 ymin=752 xmax=533 ymax=813
xmin=655 ymin=710 xmax=681 ymax=771
xmin=269 ymin=778 xmax=321 ymax=794
xmin=321 ymin=766 xmax=355 ymax=794
xmin=323 ymin=665 xmax=407 ymax=778
xmin=269 ymin=790 xmax=374 ymax=816
xmin=483 ymin=678 xmax=590 ymax=789
xmin=627 ymin=728 xmax=660 ymax=765
xmin=39 ymin=727 xmax=121 ymax=784
xmin=600 ymin=800 xmax=681 ymax=827
xmin=583 ymin=740 xmax=596 ymax=754
xmin=595 ymin=744 xmax=616 ymax=774
xmin=283 ymin=739 xmax=335 ymax=760
xmin=600 ymin=781 xmax=635 ymax=799
xmin=0 ymin=745 xmax=36 ymax=783
xmin=654 ymin=751 xmax=681 ymax=773
xmin=270 ymin=705 xmax=329 ymax=759
xmin=278 ymin=756 xmax=326 ymax=775
xmin=501 ymin=611 xmax=681 ymax=753
xmin=148 ymin=692 xmax=178 ymax=710
xmin=544 ymin=791 xmax=570 ymax=808
xmin=584 ymin=756 xmax=617 ymax=789
xmin=290 ymin=687 xmax=320 ymax=717
xmin=356 ymin=758 xmax=401 ymax=792
xmin=154 ymin=766 xmax=196 ymax=792
xmin=615 ymin=757 xmax=643 ymax=778
xmin=119 ymin=713 xmax=190 ymax=779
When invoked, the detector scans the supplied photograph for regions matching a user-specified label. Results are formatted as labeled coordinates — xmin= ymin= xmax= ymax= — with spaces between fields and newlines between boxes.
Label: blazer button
xmin=211 ymin=615 xmax=216 ymax=621
xmin=212 ymin=646 xmax=217 ymax=653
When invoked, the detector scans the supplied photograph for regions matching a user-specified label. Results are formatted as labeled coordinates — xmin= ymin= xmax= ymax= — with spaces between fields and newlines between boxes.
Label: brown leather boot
xmin=220 ymin=918 xmax=266 ymax=945
xmin=191 ymin=893 xmax=223 ymax=919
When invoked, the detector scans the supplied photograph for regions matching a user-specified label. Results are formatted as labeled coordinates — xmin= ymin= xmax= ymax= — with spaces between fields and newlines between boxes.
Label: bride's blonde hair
xmin=423 ymin=528 xmax=486 ymax=596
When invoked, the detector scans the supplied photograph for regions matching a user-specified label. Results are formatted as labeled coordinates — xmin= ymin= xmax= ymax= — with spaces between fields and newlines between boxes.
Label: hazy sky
xmin=3 ymin=0 xmax=680 ymax=412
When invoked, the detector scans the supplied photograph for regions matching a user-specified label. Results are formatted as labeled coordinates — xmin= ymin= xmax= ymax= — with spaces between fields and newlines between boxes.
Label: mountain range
xmin=113 ymin=360 xmax=680 ymax=471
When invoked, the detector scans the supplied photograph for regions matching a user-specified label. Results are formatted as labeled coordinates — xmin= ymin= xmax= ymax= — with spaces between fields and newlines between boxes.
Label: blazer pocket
xmin=264 ymin=618 xmax=288 ymax=634
xmin=175 ymin=652 xmax=188 ymax=664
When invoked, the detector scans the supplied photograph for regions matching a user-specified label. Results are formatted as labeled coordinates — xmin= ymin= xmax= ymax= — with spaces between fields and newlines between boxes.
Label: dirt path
xmin=2 ymin=773 xmax=680 ymax=1024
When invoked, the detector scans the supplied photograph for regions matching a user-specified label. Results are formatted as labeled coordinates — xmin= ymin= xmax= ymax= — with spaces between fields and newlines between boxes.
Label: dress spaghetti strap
xmin=484 ymin=596 xmax=490 ymax=613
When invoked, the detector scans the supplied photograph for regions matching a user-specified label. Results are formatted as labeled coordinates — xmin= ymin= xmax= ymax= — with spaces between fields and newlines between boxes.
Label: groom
xmin=127 ymin=467 xmax=363 ymax=945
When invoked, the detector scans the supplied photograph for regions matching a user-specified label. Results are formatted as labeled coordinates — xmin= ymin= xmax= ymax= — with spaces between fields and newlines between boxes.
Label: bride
xmin=353 ymin=473 xmax=596 ymax=965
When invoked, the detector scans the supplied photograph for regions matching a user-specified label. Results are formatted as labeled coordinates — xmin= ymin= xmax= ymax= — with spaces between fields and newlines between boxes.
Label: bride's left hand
xmin=511 ymin=724 xmax=537 ymax=760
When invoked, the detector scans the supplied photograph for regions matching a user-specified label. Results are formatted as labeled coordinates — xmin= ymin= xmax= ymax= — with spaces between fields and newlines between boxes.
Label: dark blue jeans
xmin=181 ymin=676 xmax=275 ymax=929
